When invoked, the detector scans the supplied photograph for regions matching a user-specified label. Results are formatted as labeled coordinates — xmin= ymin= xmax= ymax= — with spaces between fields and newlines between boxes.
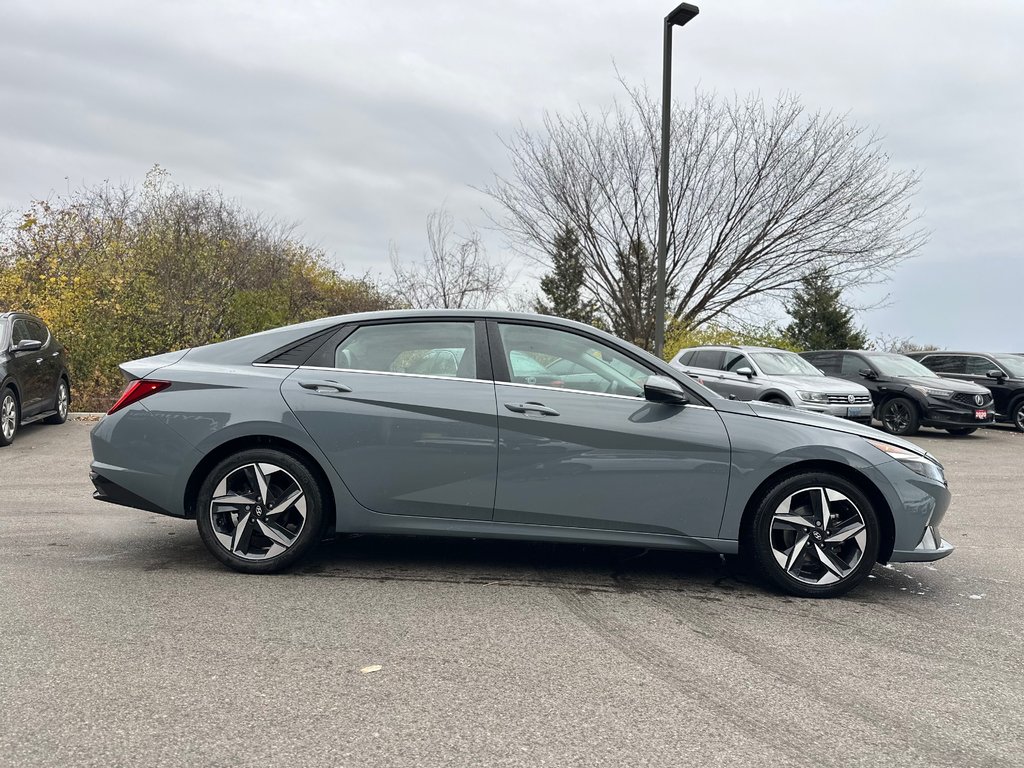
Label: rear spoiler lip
xmin=118 ymin=348 xmax=191 ymax=381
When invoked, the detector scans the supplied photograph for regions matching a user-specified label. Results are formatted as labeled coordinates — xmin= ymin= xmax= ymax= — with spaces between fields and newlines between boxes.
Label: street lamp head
xmin=666 ymin=2 xmax=699 ymax=27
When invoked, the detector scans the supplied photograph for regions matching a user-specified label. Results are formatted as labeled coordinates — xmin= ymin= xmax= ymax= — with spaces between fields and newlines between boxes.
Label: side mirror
xmin=735 ymin=366 xmax=755 ymax=378
xmin=13 ymin=339 xmax=43 ymax=353
xmin=986 ymin=369 xmax=1005 ymax=381
xmin=644 ymin=375 xmax=689 ymax=405
xmin=858 ymin=368 xmax=877 ymax=380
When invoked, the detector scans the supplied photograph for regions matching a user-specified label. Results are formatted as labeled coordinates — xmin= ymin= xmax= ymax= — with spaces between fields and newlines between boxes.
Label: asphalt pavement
xmin=1 ymin=418 xmax=1021 ymax=767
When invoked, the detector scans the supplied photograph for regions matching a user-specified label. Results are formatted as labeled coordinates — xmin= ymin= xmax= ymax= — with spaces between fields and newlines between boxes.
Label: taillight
xmin=107 ymin=380 xmax=171 ymax=415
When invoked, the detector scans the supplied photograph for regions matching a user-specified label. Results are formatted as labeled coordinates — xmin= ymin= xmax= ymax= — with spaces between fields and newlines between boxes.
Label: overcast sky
xmin=1 ymin=1 xmax=1021 ymax=349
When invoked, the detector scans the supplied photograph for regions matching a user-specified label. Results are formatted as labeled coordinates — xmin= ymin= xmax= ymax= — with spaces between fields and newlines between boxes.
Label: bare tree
xmin=487 ymin=87 xmax=927 ymax=350
xmin=390 ymin=208 xmax=509 ymax=309
xmin=871 ymin=334 xmax=940 ymax=354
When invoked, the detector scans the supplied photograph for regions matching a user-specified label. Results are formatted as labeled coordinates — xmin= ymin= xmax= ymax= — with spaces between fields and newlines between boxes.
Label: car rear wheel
xmin=0 ymin=388 xmax=18 ymax=447
xmin=745 ymin=472 xmax=880 ymax=598
xmin=196 ymin=449 xmax=325 ymax=574
xmin=945 ymin=427 xmax=977 ymax=436
xmin=43 ymin=379 xmax=70 ymax=425
xmin=879 ymin=397 xmax=920 ymax=436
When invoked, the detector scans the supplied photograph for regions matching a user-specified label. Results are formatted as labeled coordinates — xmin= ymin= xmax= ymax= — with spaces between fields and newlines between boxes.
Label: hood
xmin=741 ymin=399 xmax=925 ymax=456
xmin=762 ymin=374 xmax=869 ymax=395
xmin=881 ymin=375 xmax=989 ymax=394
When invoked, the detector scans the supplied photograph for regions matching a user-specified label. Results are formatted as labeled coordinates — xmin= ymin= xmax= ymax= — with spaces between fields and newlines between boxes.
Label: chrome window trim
xmin=252 ymin=363 xmax=300 ymax=370
xmin=296 ymin=364 xmax=487 ymax=386
xmin=497 ymin=380 xmax=715 ymax=409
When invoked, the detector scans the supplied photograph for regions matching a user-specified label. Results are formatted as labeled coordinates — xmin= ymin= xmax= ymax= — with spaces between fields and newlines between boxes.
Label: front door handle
xmin=298 ymin=380 xmax=352 ymax=394
xmin=504 ymin=401 xmax=560 ymax=417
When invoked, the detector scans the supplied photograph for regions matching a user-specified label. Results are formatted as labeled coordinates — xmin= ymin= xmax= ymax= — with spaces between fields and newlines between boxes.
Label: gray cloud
xmin=1 ymin=0 xmax=1021 ymax=348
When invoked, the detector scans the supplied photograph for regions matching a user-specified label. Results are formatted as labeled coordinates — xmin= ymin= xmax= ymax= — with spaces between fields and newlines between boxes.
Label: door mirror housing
xmin=13 ymin=339 xmax=43 ymax=353
xmin=643 ymin=375 xmax=689 ymax=405
xmin=858 ymin=368 xmax=877 ymax=380
xmin=734 ymin=366 xmax=755 ymax=378
xmin=986 ymin=369 xmax=1005 ymax=381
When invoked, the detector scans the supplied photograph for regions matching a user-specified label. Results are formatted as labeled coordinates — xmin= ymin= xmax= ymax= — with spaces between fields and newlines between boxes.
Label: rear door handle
xmin=298 ymin=380 xmax=352 ymax=394
xmin=504 ymin=401 xmax=560 ymax=417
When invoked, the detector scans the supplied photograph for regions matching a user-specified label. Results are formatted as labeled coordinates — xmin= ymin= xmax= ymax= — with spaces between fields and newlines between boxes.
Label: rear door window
xmin=690 ymin=350 xmax=724 ymax=370
xmin=919 ymin=354 xmax=964 ymax=374
xmin=332 ymin=322 xmax=477 ymax=379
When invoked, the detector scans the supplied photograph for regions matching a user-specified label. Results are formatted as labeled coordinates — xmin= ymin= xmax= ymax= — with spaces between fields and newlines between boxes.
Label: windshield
xmin=869 ymin=354 xmax=935 ymax=377
xmin=750 ymin=351 xmax=823 ymax=376
xmin=994 ymin=354 xmax=1024 ymax=377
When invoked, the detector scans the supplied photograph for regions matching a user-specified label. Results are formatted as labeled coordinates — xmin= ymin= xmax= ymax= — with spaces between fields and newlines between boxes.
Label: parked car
xmin=668 ymin=345 xmax=873 ymax=424
xmin=906 ymin=351 xmax=1024 ymax=432
xmin=89 ymin=311 xmax=954 ymax=598
xmin=800 ymin=350 xmax=994 ymax=436
xmin=0 ymin=312 xmax=71 ymax=447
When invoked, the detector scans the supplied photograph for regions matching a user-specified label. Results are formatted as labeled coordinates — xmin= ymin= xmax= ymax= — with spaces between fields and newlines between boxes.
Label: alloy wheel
xmin=883 ymin=401 xmax=910 ymax=433
xmin=57 ymin=383 xmax=69 ymax=419
xmin=1015 ymin=404 xmax=1024 ymax=432
xmin=1 ymin=394 xmax=16 ymax=441
xmin=769 ymin=487 xmax=867 ymax=586
xmin=208 ymin=462 xmax=308 ymax=561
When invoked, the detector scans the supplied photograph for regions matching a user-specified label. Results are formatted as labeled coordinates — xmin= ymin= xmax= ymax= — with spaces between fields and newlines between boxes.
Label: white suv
xmin=669 ymin=345 xmax=873 ymax=423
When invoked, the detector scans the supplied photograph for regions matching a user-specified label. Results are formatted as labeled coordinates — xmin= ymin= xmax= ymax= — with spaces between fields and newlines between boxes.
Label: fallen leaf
xmin=360 ymin=664 xmax=383 ymax=674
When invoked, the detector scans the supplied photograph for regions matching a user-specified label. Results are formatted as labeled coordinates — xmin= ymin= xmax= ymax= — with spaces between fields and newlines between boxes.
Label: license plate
xmin=847 ymin=406 xmax=866 ymax=417
xmin=976 ymin=409 xmax=989 ymax=420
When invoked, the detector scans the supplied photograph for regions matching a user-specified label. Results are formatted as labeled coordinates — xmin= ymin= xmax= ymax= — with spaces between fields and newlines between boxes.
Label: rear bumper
xmin=90 ymin=471 xmax=177 ymax=517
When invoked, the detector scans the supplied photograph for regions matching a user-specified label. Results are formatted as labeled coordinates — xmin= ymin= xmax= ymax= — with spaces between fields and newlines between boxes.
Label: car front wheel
xmin=1012 ymin=400 xmax=1024 ymax=433
xmin=196 ymin=449 xmax=325 ymax=574
xmin=879 ymin=397 xmax=920 ymax=436
xmin=0 ymin=388 xmax=18 ymax=447
xmin=745 ymin=472 xmax=880 ymax=598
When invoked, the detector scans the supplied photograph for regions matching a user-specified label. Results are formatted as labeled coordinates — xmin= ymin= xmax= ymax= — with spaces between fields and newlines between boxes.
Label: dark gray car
xmin=1 ymin=312 xmax=71 ymax=446
xmin=89 ymin=311 xmax=954 ymax=597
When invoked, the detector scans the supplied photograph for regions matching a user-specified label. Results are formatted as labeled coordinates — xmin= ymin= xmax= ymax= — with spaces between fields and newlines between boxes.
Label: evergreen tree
xmin=785 ymin=269 xmax=869 ymax=350
xmin=534 ymin=225 xmax=600 ymax=325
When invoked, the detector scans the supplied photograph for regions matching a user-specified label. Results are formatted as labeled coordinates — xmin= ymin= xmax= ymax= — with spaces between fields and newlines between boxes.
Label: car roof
xmin=678 ymin=344 xmax=792 ymax=353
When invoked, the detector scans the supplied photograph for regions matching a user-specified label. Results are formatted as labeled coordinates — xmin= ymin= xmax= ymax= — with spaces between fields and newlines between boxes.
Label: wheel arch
xmin=738 ymin=459 xmax=896 ymax=564
xmin=758 ymin=390 xmax=792 ymax=405
xmin=1 ymin=377 xmax=21 ymax=407
xmin=183 ymin=434 xmax=337 ymax=536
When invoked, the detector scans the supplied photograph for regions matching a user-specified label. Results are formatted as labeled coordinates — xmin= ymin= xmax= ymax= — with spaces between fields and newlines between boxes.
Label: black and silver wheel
xmin=44 ymin=379 xmax=70 ymax=425
xmin=746 ymin=472 xmax=880 ymax=598
xmin=1012 ymin=400 xmax=1024 ymax=433
xmin=879 ymin=397 xmax=919 ymax=436
xmin=0 ymin=388 xmax=18 ymax=447
xmin=196 ymin=449 xmax=325 ymax=573
xmin=945 ymin=427 xmax=976 ymax=436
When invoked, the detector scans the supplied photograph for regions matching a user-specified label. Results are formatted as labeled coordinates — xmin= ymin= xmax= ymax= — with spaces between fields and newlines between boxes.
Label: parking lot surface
xmin=1 ymin=419 xmax=1021 ymax=767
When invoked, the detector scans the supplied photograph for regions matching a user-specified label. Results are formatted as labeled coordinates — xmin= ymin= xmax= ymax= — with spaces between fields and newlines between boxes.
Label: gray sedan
xmin=89 ymin=311 xmax=953 ymax=598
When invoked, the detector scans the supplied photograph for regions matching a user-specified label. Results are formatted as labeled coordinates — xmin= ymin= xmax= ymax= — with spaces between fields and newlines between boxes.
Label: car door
xmin=489 ymin=321 xmax=731 ymax=539
xmin=28 ymin=320 xmax=61 ymax=409
xmin=682 ymin=349 xmax=727 ymax=395
xmin=717 ymin=351 xmax=760 ymax=400
xmin=960 ymin=355 xmax=1011 ymax=414
xmin=280 ymin=319 xmax=498 ymax=521
xmin=8 ymin=318 xmax=46 ymax=415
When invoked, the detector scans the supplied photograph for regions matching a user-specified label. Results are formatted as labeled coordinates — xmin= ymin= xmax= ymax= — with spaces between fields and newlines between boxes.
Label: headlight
xmin=910 ymin=385 xmax=953 ymax=399
xmin=866 ymin=439 xmax=946 ymax=484
xmin=797 ymin=391 xmax=829 ymax=403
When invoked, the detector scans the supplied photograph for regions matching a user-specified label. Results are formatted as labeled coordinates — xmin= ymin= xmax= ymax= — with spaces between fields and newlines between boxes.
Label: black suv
xmin=0 ymin=312 xmax=71 ymax=446
xmin=800 ymin=349 xmax=995 ymax=436
xmin=906 ymin=351 xmax=1024 ymax=432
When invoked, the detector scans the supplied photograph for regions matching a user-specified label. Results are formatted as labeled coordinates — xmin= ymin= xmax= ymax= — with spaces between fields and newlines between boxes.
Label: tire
xmin=879 ymin=397 xmax=920 ymax=436
xmin=744 ymin=471 xmax=880 ymax=598
xmin=195 ymin=448 xmax=325 ymax=574
xmin=44 ymin=379 xmax=70 ymax=425
xmin=945 ymin=427 xmax=977 ymax=436
xmin=0 ymin=388 xmax=18 ymax=447
xmin=1011 ymin=399 xmax=1024 ymax=433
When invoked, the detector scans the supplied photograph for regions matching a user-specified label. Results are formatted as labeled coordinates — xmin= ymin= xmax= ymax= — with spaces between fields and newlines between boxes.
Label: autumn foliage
xmin=0 ymin=168 xmax=394 ymax=410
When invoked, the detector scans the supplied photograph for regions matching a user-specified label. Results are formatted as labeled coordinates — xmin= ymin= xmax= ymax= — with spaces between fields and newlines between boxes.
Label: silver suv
xmin=669 ymin=345 xmax=873 ymax=423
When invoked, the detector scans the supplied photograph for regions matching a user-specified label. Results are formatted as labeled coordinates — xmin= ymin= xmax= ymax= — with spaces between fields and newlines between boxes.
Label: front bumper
xmin=889 ymin=525 xmax=955 ymax=562
xmin=921 ymin=404 xmax=995 ymax=429
xmin=795 ymin=402 xmax=873 ymax=424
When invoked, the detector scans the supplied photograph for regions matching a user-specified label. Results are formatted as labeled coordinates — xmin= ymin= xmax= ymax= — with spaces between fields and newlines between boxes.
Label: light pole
xmin=654 ymin=2 xmax=699 ymax=359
